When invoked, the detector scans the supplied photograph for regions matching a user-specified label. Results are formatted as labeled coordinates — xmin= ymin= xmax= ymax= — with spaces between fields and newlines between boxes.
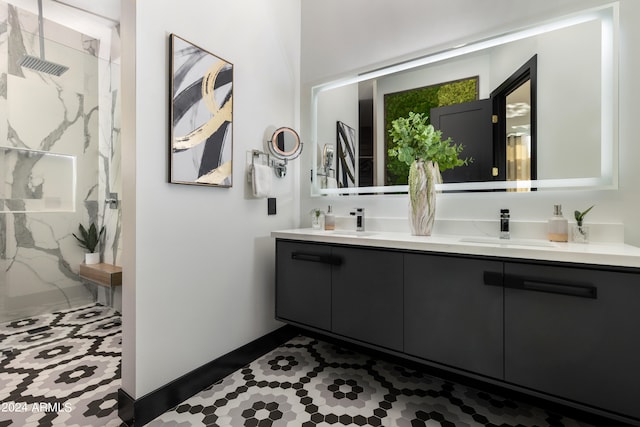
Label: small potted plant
xmin=73 ymin=222 xmax=105 ymax=264
xmin=573 ymin=205 xmax=594 ymax=243
xmin=309 ymin=208 xmax=324 ymax=229
xmin=388 ymin=111 xmax=471 ymax=236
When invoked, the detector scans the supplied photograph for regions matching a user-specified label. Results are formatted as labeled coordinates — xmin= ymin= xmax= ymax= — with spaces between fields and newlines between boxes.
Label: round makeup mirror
xmin=268 ymin=127 xmax=303 ymax=160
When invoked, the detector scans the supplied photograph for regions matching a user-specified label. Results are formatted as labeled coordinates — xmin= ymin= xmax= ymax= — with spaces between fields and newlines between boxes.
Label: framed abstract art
xmin=169 ymin=34 xmax=234 ymax=186
xmin=336 ymin=121 xmax=356 ymax=188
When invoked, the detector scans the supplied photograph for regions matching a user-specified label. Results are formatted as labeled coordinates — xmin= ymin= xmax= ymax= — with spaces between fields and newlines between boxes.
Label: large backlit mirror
xmin=311 ymin=4 xmax=618 ymax=195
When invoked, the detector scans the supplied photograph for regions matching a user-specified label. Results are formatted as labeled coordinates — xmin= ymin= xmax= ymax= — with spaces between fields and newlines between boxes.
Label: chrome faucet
xmin=350 ymin=208 xmax=365 ymax=231
xmin=500 ymin=208 xmax=510 ymax=239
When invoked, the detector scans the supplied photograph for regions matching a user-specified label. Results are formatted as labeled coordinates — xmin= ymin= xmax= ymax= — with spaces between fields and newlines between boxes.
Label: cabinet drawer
xmin=276 ymin=241 xmax=332 ymax=330
xmin=332 ymin=247 xmax=403 ymax=351
xmin=405 ymin=254 xmax=503 ymax=379
xmin=504 ymin=263 xmax=640 ymax=419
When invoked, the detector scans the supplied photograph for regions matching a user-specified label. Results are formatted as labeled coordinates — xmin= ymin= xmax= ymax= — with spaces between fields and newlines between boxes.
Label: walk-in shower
xmin=0 ymin=0 xmax=121 ymax=324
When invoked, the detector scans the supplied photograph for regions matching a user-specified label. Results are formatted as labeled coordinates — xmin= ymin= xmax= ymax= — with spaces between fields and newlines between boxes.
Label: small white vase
xmin=408 ymin=160 xmax=439 ymax=236
xmin=85 ymin=252 xmax=100 ymax=265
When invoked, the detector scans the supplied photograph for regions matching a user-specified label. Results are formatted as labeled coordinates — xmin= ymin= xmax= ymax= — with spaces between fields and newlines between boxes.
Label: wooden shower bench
xmin=79 ymin=263 xmax=122 ymax=307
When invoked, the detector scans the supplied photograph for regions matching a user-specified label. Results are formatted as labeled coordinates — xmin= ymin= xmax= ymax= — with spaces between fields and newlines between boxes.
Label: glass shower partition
xmin=0 ymin=3 xmax=121 ymax=323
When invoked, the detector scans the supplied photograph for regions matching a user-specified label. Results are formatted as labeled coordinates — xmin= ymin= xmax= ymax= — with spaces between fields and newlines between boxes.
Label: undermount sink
xmin=459 ymin=236 xmax=558 ymax=248
xmin=328 ymin=230 xmax=377 ymax=237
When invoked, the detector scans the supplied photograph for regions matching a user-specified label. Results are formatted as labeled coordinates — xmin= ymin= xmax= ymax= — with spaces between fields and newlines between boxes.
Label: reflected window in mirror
xmin=491 ymin=55 xmax=536 ymax=192
xmin=506 ymin=80 xmax=532 ymax=190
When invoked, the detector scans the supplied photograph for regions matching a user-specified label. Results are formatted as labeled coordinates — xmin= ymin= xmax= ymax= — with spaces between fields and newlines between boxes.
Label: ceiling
xmin=53 ymin=0 xmax=120 ymax=22
xmin=7 ymin=0 xmax=120 ymax=48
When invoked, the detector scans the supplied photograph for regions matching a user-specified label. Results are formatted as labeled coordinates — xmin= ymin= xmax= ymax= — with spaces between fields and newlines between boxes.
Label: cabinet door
xmin=504 ymin=262 xmax=640 ymax=419
xmin=404 ymin=254 xmax=503 ymax=379
xmin=331 ymin=246 xmax=403 ymax=351
xmin=275 ymin=241 xmax=332 ymax=330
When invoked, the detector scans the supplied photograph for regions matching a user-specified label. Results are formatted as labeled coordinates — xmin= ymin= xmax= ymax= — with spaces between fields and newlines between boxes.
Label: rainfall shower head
xmin=19 ymin=55 xmax=68 ymax=76
xmin=18 ymin=0 xmax=69 ymax=77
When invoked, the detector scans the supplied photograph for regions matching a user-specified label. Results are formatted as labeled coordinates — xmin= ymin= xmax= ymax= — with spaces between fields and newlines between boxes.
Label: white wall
xmin=121 ymin=0 xmax=301 ymax=398
xmin=300 ymin=0 xmax=640 ymax=247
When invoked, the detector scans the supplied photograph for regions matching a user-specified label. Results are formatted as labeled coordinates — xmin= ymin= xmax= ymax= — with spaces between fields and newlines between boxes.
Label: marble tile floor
xmin=0 ymin=303 xmax=123 ymax=427
xmin=147 ymin=335 xmax=598 ymax=427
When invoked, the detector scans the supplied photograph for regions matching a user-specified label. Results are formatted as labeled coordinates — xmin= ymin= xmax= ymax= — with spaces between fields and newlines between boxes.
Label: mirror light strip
xmin=312 ymin=5 xmax=613 ymax=95
xmin=600 ymin=3 xmax=619 ymax=187
xmin=317 ymin=177 xmax=610 ymax=196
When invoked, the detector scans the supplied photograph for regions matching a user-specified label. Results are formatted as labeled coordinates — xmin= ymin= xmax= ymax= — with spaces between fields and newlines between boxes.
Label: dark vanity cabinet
xmin=275 ymin=241 xmax=333 ymax=330
xmin=275 ymin=240 xmax=403 ymax=351
xmin=332 ymin=246 xmax=403 ymax=351
xmin=275 ymin=238 xmax=640 ymax=422
xmin=503 ymin=262 xmax=640 ymax=419
xmin=404 ymin=254 xmax=503 ymax=379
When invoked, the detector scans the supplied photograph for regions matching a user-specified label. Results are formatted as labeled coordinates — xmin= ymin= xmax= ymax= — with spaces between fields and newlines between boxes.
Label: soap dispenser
xmin=548 ymin=204 xmax=568 ymax=242
xmin=324 ymin=205 xmax=335 ymax=230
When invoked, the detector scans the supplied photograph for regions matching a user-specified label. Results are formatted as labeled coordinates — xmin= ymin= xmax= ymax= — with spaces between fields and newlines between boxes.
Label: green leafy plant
xmin=309 ymin=208 xmax=324 ymax=218
xmin=387 ymin=111 xmax=471 ymax=172
xmin=72 ymin=223 xmax=105 ymax=253
xmin=574 ymin=205 xmax=594 ymax=227
xmin=384 ymin=80 xmax=478 ymax=185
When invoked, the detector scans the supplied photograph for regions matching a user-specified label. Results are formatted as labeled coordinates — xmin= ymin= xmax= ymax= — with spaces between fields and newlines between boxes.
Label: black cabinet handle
xmin=291 ymin=252 xmax=342 ymax=265
xmin=505 ymin=274 xmax=597 ymax=299
xmin=483 ymin=271 xmax=503 ymax=287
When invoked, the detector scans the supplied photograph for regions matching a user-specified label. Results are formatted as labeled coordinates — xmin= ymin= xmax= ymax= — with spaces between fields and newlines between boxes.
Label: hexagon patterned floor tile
xmin=148 ymin=335 xmax=595 ymax=427
xmin=0 ymin=303 xmax=123 ymax=427
xmin=1 ymin=306 xmax=601 ymax=427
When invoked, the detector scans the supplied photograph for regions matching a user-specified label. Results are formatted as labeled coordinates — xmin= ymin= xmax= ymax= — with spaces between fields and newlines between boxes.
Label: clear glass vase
xmin=572 ymin=225 xmax=589 ymax=243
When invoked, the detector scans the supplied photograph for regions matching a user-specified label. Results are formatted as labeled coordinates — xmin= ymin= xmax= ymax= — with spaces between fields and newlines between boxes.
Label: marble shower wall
xmin=0 ymin=2 xmax=121 ymax=322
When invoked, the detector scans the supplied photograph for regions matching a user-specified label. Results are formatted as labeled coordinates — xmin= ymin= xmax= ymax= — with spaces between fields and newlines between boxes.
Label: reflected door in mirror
xmin=430 ymin=99 xmax=493 ymax=183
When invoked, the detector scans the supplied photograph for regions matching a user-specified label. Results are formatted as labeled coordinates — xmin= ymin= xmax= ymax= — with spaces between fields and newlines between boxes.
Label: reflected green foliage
xmin=384 ymin=77 xmax=478 ymax=185
xmin=388 ymin=112 xmax=471 ymax=173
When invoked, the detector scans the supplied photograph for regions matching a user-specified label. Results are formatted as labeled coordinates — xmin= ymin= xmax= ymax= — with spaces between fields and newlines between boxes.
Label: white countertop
xmin=271 ymin=228 xmax=640 ymax=269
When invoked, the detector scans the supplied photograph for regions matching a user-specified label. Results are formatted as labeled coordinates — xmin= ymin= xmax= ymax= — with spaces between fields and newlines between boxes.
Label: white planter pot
xmin=85 ymin=252 xmax=100 ymax=265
